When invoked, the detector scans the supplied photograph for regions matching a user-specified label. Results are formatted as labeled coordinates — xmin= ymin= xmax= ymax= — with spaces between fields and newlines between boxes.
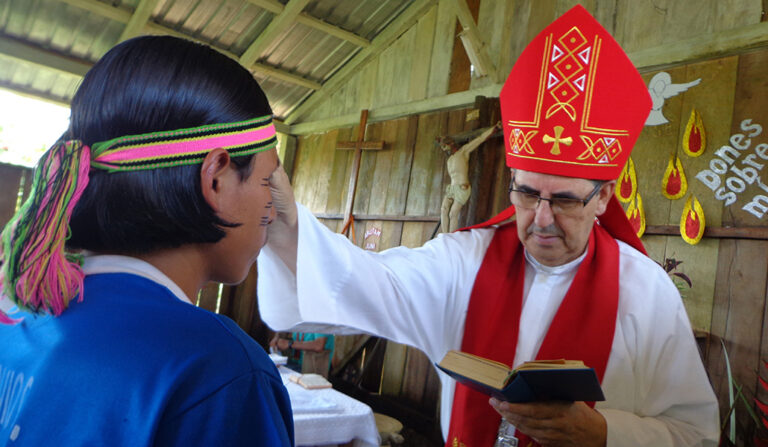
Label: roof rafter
xmin=118 ymin=0 xmax=160 ymax=42
xmin=446 ymin=0 xmax=498 ymax=82
xmin=0 ymin=33 xmax=91 ymax=76
xmin=284 ymin=0 xmax=437 ymax=125
xmin=240 ymin=0 xmax=312 ymax=68
xmin=54 ymin=0 xmax=319 ymax=90
xmin=245 ymin=0 xmax=370 ymax=48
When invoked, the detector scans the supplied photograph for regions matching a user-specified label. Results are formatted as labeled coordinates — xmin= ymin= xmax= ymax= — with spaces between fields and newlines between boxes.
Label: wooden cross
xmin=542 ymin=125 xmax=573 ymax=155
xmin=336 ymin=110 xmax=385 ymax=238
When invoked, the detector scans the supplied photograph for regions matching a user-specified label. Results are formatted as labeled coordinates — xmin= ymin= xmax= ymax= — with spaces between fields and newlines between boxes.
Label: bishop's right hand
xmin=267 ymin=163 xmax=298 ymax=273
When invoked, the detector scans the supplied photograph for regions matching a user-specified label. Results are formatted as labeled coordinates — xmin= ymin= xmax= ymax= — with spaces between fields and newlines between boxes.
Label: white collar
xmin=524 ymin=247 xmax=588 ymax=275
xmin=82 ymin=255 xmax=193 ymax=305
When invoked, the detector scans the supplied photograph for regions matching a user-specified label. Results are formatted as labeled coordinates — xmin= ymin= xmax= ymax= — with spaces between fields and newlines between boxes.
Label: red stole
xmin=445 ymin=221 xmax=619 ymax=447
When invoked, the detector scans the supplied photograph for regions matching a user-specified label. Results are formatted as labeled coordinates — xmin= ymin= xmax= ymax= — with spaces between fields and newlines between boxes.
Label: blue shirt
xmin=0 ymin=273 xmax=294 ymax=446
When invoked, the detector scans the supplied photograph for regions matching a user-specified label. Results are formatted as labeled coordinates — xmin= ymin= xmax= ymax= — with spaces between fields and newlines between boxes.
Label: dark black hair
xmin=66 ymin=35 xmax=272 ymax=254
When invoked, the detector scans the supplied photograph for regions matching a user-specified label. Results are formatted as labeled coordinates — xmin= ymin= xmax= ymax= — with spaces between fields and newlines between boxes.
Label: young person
xmin=0 ymin=36 xmax=293 ymax=446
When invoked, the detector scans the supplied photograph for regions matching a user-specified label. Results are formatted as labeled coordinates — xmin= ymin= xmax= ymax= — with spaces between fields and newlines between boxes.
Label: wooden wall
xmin=298 ymin=0 xmax=763 ymax=125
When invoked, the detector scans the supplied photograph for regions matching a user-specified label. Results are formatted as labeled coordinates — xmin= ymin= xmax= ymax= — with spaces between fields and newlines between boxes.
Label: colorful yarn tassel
xmin=0 ymin=141 xmax=91 ymax=321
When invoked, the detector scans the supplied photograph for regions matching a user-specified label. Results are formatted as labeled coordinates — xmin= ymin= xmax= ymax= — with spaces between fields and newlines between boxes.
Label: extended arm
xmin=259 ymin=167 xmax=494 ymax=361
xmin=456 ymin=121 xmax=502 ymax=157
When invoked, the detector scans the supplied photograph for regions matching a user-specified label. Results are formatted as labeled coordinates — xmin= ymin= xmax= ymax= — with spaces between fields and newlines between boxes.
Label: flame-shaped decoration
xmin=662 ymin=154 xmax=687 ymax=200
xmin=616 ymin=157 xmax=637 ymax=203
xmin=682 ymin=108 xmax=706 ymax=157
xmin=626 ymin=192 xmax=646 ymax=238
xmin=680 ymin=195 xmax=705 ymax=245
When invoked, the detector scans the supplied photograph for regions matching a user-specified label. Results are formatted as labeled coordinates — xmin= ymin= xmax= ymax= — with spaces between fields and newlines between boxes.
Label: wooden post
xmin=337 ymin=110 xmax=385 ymax=238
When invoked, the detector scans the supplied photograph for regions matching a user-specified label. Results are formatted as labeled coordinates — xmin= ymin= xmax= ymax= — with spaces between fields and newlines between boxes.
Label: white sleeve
xmin=598 ymin=247 xmax=720 ymax=447
xmin=257 ymin=203 xmax=494 ymax=361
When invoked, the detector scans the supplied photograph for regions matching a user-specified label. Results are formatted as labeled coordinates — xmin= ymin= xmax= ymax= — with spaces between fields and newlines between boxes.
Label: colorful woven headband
xmin=0 ymin=115 xmax=277 ymax=323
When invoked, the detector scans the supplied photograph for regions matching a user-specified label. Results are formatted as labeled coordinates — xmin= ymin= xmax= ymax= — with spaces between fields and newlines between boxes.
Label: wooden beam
xmin=630 ymin=20 xmax=768 ymax=72
xmin=240 ymin=0 xmax=312 ymax=68
xmin=315 ymin=213 xmax=440 ymax=223
xmin=289 ymin=82 xmax=502 ymax=135
xmin=245 ymin=0 xmax=371 ymax=48
xmin=54 ymin=0 xmax=319 ymax=90
xmin=644 ymin=225 xmax=768 ymax=241
xmin=284 ymin=0 xmax=437 ymax=125
xmin=0 ymin=34 xmax=91 ymax=76
xmin=118 ymin=0 xmax=159 ymax=42
xmin=447 ymin=0 xmax=498 ymax=82
xmin=58 ymin=0 xmax=133 ymax=22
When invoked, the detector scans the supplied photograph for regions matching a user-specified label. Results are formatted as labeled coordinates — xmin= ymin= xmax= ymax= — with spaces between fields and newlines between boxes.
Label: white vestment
xmin=258 ymin=204 xmax=720 ymax=447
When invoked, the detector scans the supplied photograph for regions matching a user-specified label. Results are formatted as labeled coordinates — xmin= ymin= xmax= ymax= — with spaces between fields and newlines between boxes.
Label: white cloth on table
xmin=278 ymin=367 xmax=379 ymax=447
xmin=258 ymin=203 xmax=720 ymax=447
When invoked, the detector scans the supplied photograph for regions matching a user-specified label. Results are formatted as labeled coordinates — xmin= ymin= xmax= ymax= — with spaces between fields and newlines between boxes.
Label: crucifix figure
xmin=437 ymin=121 xmax=501 ymax=233
xmin=336 ymin=110 xmax=384 ymax=240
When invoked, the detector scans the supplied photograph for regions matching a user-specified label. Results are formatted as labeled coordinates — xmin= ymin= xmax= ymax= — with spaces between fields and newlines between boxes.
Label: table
xmin=278 ymin=366 xmax=380 ymax=447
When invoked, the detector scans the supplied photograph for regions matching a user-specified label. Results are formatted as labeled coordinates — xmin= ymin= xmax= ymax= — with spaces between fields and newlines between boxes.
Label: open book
xmin=437 ymin=350 xmax=604 ymax=403
xmin=289 ymin=373 xmax=333 ymax=390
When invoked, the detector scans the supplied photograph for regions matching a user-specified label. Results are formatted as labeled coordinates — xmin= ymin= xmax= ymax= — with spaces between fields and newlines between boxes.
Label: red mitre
xmin=501 ymin=5 xmax=651 ymax=180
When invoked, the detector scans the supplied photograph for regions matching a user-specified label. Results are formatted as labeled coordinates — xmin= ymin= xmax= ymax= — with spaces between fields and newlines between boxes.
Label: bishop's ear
xmin=595 ymin=180 xmax=616 ymax=216
xmin=200 ymin=148 xmax=235 ymax=213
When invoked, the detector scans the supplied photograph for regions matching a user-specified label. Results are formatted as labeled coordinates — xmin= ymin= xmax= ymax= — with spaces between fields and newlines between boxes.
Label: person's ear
xmin=595 ymin=180 xmax=616 ymax=216
xmin=200 ymin=148 xmax=233 ymax=213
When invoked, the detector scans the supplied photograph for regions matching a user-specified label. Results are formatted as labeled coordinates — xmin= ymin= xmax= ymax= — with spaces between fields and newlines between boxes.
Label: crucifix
xmin=336 ymin=110 xmax=385 ymax=239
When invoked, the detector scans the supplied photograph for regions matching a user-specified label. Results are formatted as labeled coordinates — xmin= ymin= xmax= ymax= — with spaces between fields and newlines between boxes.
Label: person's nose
xmin=533 ymin=199 xmax=555 ymax=228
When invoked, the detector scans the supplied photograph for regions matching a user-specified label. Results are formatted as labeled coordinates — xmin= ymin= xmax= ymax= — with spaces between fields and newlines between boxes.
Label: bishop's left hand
xmin=489 ymin=398 xmax=607 ymax=447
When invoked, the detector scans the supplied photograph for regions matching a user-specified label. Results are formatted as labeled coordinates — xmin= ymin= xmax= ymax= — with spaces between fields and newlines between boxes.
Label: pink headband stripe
xmin=95 ymin=123 xmax=276 ymax=164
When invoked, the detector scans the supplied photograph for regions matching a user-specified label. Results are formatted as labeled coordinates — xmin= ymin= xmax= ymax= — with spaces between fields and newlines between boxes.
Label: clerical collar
xmin=524 ymin=247 xmax=588 ymax=275
xmin=82 ymin=255 xmax=193 ymax=305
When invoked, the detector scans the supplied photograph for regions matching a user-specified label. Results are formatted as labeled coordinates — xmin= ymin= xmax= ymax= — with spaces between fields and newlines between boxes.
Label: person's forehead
xmin=512 ymin=169 xmax=593 ymax=189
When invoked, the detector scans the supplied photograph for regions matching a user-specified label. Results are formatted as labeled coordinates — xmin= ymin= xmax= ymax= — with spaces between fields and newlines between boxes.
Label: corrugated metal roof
xmin=0 ymin=0 xmax=413 ymax=119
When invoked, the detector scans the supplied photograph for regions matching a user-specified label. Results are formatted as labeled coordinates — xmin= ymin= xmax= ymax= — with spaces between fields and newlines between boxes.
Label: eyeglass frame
xmin=507 ymin=175 xmax=604 ymax=214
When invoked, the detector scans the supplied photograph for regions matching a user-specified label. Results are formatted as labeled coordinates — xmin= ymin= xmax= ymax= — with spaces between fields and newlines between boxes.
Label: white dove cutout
xmin=645 ymin=72 xmax=701 ymax=126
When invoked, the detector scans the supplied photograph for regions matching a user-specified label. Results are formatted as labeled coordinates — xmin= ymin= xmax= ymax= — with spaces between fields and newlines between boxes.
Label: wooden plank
xmin=409 ymin=5 xmax=437 ymax=102
xmin=426 ymin=0 xmax=456 ymax=99
xmin=447 ymin=0 xmax=498 ymax=82
xmin=0 ymin=164 xmax=24 ymax=229
xmin=118 ymin=0 xmax=159 ymax=42
xmin=244 ymin=0 xmax=371 ymax=47
xmin=707 ymin=239 xmax=768 ymax=445
xmin=288 ymin=83 xmax=503 ymax=135
xmin=336 ymin=141 xmax=384 ymax=150
xmin=284 ymin=0 xmax=436 ymax=125
xmin=662 ymin=56 xmax=738 ymax=332
xmin=630 ymin=19 xmax=768 ymax=72
xmin=239 ymin=0 xmax=312 ymax=67
xmin=645 ymin=225 xmax=768 ymax=240
xmin=0 ymin=34 xmax=91 ymax=77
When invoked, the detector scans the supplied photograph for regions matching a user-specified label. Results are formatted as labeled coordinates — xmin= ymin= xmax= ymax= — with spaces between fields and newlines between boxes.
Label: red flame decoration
xmin=688 ymin=126 xmax=702 ymax=154
xmin=684 ymin=209 xmax=700 ymax=239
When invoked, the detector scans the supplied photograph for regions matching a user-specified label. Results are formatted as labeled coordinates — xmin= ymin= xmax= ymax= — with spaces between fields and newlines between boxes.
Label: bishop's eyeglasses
xmin=508 ymin=176 xmax=604 ymax=216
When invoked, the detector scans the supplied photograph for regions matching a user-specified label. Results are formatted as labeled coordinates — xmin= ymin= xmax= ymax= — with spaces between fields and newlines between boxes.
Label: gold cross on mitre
xmin=542 ymin=125 xmax=573 ymax=155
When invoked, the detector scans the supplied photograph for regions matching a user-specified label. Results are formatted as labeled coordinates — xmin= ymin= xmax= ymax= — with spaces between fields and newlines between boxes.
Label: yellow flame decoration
xmin=682 ymin=108 xmax=706 ymax=157
xmin=626 ymin=192 xmax=646 ymax=238
xmin=616 ymin=157 xmax=637 ymax=203
xmin=680 ymin=195 xmax=706 ymax=245
xmin=662 ymin=154 xmax=687 ymax=200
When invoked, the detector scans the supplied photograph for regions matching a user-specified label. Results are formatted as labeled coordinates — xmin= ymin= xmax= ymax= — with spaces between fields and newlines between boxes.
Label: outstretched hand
xmin=267 ymin=163 xmax=298 ymax=273
xmin=489 ymin=398 xmax=607 ymax=447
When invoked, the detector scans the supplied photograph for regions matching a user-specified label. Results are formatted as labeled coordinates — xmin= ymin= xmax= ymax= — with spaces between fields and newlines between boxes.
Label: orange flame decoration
xmin=680 ymin=195 xmax=705 ymax=245
xmin=682 ymin=108 xmax=706 ymax=157
xmin=616 ymin=157 xmax=637 ymax=203
xmin=626 ymin=192 xmax=646 ymax=238
xmin=662 ymin=154 xmax=687 ymax=200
